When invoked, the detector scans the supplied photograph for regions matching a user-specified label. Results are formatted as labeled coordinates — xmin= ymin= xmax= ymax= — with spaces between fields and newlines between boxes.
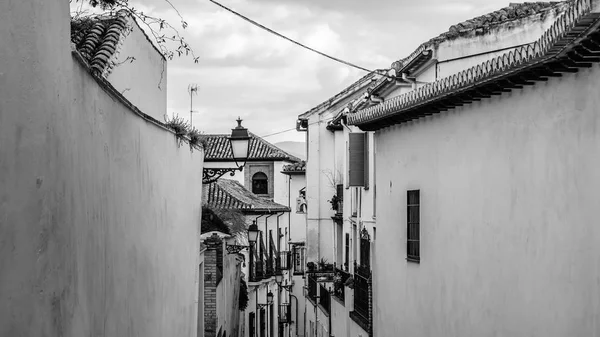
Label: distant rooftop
xmin=203 ymin=133 xmax=301 ymax=162
xmin=282 ymin=161 xmax=306 ymax=174
xmin=203 ymin=179 xmax=290 ymax=214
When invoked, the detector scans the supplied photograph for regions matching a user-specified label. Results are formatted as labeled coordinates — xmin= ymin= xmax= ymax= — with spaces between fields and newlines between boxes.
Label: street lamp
xmin=247 ymin=221 xmax=260 ymax=244
xmin=267 ymin=291 xmax=274 ymax=305
xmin=225 ymin=220 xmax=260 ymax=254
xmin=275 ymin=273 xmax=284 ymax=285
xmin=202 ymin=117 xmax=251 ymax=184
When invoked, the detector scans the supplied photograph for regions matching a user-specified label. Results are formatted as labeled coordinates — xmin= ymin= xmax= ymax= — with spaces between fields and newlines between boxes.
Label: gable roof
xmin=203 ymin=133 xmax=302 ymax=162
xmin=297 ymin=70 xmax=387 ymax=120
xmin=70 ymin=10 xmax=164 ymax=77
xmin=203 ymin=179 xmax=290 ymax=214
xmin=348 ymin=0 xmax=600 ymax=130
xmin=391 ymin=2 xmax=567 ymax=75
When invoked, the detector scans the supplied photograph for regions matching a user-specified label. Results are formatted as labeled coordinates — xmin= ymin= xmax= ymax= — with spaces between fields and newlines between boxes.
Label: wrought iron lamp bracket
xmin=257 ymin=303 xmax=269 ymax=309
xmin=203 ymin=166 xmax=243 ymax=184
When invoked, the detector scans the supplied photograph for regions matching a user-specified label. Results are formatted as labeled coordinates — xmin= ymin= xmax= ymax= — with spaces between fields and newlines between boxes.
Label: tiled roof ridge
xmin=348 ymin=0 xmax=596 ymax=127
xmin=391 ymin=1 xmax=568 ymax=72
xmin=70 ymin=9 xmax=165 ymax=78
xmin=298 ymin=69 xmax=387 ymax=119
xmin=71 ymin=10 xmax=130 ymax=76
xmin=203 ymin=133 xmax=302 ymax=162
xmin=249 ymin=132 xmax=303 ymax=162
xmin=282 ymin=160 xmax=306 ymax=173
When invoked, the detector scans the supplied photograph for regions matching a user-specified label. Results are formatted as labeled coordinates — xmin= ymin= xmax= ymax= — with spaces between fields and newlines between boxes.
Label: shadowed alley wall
xmin=0 ymin=1 xmax=204 ymax=336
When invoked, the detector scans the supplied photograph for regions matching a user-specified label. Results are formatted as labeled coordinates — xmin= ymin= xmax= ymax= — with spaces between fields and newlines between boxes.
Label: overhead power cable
xmin=207 ymin=0 xmax=387 ymax=76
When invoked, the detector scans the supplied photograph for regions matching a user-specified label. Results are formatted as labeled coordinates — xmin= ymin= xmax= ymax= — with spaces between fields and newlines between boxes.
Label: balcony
xmin=279 ymin=303 xmax=291 ymax=324
xmin=350 ymin=265 xmax=371 ymax=333
xmin=319 ymin=284 xmax=331 ymax=315
xmin=307 ymin=274 xmax=317 ymax=302
xmin=333 ymin=268 xmax=351 ymax=304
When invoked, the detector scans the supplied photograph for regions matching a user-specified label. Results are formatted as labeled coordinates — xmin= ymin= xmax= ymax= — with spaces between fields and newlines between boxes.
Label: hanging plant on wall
xmin=328 ymin=194 xmax=341 ymax=211
xmin=239 ymin=277 xmax=249 ymax=311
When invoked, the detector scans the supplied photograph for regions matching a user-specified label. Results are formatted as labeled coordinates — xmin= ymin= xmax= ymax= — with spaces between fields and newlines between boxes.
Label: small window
xmin=252 ymin=172 xmax=268 ymax=195
xmin=407 ymin=190 xmax=420 ymax=262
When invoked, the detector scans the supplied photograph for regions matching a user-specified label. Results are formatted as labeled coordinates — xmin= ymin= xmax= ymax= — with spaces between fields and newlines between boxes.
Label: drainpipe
xmin=402 ymin=72 xmax=417 ymax=90
xmin=287 ymin=176 xmax=292 ymax=251
xmin=277 ymin=212 xmax=284 ymax=266
xmin=369 ymin=94 xmax=384 ymax=104
xmin=289 ymin=294 xmax=299 ymax=336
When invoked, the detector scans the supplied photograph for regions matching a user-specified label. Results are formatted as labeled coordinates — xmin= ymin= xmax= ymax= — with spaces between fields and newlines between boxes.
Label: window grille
xmin=407 ymin=190 xmax=420 ymax=262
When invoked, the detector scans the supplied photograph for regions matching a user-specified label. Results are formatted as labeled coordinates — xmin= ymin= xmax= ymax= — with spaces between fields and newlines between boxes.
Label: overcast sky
xmin=89 ymin=0 xmax=534 ymax=143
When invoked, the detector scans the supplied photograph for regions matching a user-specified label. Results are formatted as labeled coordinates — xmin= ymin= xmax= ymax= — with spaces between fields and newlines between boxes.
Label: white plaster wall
xmin=0 ymin=2 xmax=203 ymax=336
xmin=305 ymin=113 xmax=336 ymax=264
xmin=374 ymin=64 xmax=600 ymax=337
xmin=107 ymin=21 xmax=167 ymax=122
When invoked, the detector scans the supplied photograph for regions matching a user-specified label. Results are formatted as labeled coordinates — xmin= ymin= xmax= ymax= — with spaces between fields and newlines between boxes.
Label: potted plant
xmin=328 ymin=194 xmax=341 ymax=212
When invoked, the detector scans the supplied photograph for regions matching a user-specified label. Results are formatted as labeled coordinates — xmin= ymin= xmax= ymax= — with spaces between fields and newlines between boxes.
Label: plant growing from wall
xmin=163 ymin=115 xmax=208 ymax=152
xmin=239 ymin=277 xmax=249 ymax=311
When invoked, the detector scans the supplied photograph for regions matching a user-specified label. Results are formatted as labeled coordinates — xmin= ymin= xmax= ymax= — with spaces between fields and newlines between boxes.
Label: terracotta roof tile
xmin=348 ymin=0 xmax=596 ymax=130
xmin=203 ymin=179 xmax=290 ymax=213
xmin=204 ymin=133 xmax=302 ymax=162
xmin=71 ymin=10 xmax=130 ymax=77
xmin=282 ymin=161 xmax=306 ymax=173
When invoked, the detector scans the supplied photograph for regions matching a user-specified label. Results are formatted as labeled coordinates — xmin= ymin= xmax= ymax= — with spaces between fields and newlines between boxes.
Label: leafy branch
xmin=72 ymin=0 xmax=199 ymax=63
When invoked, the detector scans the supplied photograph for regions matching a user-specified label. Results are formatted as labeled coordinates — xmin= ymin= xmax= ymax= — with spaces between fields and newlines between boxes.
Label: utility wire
xmin=261 ymin=127 xmax=297 ymax=138
xmin=207 ymin=0 xmax=389 ymax=77
xmin=260 ymin=118 xmax=335 ymax=138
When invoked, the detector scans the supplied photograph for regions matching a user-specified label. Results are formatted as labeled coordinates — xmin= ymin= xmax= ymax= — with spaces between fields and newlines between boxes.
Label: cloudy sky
xmin=80 ymin=0 xmax=531 ymax=143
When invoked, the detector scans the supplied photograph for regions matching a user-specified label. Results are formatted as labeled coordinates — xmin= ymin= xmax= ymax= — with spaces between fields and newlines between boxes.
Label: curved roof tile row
xmin=349 ymin=0 xmax=595 ymax=129
xmin=203 ymin=133 xmax=302 ymax=162
xmin=282 ymin=161 xmax=306 ymax=173
xmin=203 ymin=179 xmax=290 ymax=213
xmin=71 ymin=10 xmax=130 ymax=77
xmin=391 ymin=2 xmax=567 ymax=72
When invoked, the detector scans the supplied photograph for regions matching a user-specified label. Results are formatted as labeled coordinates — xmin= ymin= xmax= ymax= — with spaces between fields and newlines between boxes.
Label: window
xmin=407 ymin=190 xmax=420 ymax=262
xmin=249 ymin=312 xmax=255 ymax=337
xmin=252 ymin=172 xmax=268 ymax=195
xmin=344 ymin=233 xmax=349 ymax=270
xmin=293 ymin=246 xmax=305 ymax=274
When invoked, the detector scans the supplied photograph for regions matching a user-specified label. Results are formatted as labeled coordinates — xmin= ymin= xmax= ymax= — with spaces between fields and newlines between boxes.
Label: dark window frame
xmin=252 ymin=172 xmax=269 ymax=195
xmin=407 ymin=190 xmax=420 ymax=263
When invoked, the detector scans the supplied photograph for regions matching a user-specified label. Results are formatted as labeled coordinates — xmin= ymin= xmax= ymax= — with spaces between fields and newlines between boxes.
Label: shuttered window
xmin=407 ymin=190 xmax=420 ymax=262
xmin=348 ymin=132 xmax=369 ymax=188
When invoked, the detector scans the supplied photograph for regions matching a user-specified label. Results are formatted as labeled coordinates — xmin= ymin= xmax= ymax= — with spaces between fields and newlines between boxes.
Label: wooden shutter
xmin=348 ymin=133 xmax=365 ymax=187
xmin=364 ymin=133 xmax=370 ymax=190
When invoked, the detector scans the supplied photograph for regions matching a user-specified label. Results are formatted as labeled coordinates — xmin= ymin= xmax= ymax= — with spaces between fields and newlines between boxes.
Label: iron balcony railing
xmin=333 ymin=268 xmax=351 ymax=303
xmin=307 ymin=274 xmax=317 ymax=302
xmin=352 ymin=265 xmax=371 ymax=323
xmin=319 ymin=284 xmax=331 ymax=315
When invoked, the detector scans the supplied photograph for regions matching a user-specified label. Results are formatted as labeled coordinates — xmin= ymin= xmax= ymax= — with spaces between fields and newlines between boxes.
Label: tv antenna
xmin=188 ymin=84 xmax=199 ymax=127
